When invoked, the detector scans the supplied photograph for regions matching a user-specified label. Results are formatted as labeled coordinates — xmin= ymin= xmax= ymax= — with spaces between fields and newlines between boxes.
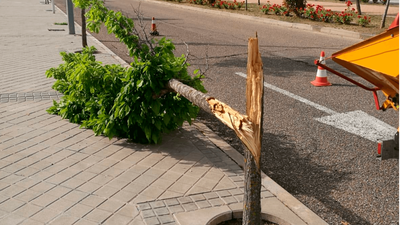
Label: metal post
xmin=52 ymin=0 xmax=55 ymax=14
xmin=381 ymin=0 xmax=390 ymax=28
xmin=66 ymin=0 xmax=75 ymax=34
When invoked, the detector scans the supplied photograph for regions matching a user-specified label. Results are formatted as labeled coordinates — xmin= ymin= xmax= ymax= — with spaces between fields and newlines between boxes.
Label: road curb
xmin=194 ymin=122 xmax=329 ymax=225
xmin=142 ymin=0 xmax=369 ymax=40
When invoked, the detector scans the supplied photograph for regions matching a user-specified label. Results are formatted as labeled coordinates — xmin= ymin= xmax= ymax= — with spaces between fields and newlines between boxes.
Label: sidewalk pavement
xmin=0 ymin=0 xmax=330 ymax=225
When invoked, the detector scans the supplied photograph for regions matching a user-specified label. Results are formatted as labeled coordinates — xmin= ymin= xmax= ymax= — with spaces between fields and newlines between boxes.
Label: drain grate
xmin=0 ymin=92 xmax=64 ymax=103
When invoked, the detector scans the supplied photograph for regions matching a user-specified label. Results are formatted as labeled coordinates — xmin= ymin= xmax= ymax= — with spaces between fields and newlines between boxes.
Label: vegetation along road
xmin=54 ymin=0 xmax=399 ymax=224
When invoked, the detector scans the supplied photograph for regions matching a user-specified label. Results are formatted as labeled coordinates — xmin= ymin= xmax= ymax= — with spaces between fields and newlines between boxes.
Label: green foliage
xmin=47 ymin=0 xmax=206 ymax=144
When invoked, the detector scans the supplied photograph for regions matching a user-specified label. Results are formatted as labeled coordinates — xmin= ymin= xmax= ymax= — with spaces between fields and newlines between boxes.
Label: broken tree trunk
xmin=242 ymin=36 xmax=264 ymax=225
xmin=167 ymin=35 xmax=264 ymax=225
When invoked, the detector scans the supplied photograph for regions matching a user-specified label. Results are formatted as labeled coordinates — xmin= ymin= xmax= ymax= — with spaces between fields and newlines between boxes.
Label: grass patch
xmin=54 ymin=22 xmax=68 ymax=25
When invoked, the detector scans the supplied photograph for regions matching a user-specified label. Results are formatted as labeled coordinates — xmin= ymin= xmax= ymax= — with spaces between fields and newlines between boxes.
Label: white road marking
xmin=235 ymin=72 xmax=397 ymax=142
xmin=315 ymin=111 xmax=397 ymax=142
xmin=235 ymin=72 xmax=337 ymax=115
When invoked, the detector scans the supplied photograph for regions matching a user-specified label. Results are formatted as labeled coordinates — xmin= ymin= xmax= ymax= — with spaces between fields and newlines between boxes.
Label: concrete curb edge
xmin=194 ymin=122 xmax=329 ymax=225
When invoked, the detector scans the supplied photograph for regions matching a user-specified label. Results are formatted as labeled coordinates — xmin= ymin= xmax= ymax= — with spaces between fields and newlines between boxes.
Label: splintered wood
xmin=167 ymin=37 xmax=263 ymax=169
xmin=246 ymin=36 xmax=264 ymax=168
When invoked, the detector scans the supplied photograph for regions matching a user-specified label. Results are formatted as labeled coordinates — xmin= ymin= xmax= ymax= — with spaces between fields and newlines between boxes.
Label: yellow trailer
xmin=315 ymin=14 xmax=399 ymax=159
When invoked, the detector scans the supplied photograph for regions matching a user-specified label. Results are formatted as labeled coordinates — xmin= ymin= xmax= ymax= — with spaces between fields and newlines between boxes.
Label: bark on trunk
xmin=356 ymin=0 xmax=362 ymax=15
xmin=167 ymin=79 xmax=212 ymax=115
xmin=82 ymin=8 xmax=87 ymax=48
xmin=243 ymin=147 xmax=262 ymax=225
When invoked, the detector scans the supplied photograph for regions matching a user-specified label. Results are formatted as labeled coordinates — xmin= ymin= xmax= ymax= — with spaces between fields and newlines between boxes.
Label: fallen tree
xmin=47 ymin=0 xmax=264 ymax=223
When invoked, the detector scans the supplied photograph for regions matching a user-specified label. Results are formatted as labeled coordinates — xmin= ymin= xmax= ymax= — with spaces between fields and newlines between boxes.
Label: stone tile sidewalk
xmin=0 ymin=0 xmax=328 ymax=224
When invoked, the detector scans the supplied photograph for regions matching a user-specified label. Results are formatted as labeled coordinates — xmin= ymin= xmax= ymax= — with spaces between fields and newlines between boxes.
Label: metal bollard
xmin=66 ymin=0 xmax=75 ymax=34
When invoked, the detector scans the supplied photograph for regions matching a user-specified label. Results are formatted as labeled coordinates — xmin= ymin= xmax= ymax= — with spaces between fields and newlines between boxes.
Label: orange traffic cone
xmin=150 ymin=17 xmax=159 ymax=36
xmin=311 ymin=51 xmax=331 ymax=87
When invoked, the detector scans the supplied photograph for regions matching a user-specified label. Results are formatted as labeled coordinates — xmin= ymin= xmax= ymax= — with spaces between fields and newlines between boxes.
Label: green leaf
xmin=144 ymin=126 xmax=151 ymax=141
xmin=151 ymin=101 xmax=160 ymax=115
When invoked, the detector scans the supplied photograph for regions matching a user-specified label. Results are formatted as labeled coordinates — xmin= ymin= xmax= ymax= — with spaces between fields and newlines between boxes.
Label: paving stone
xmin=14 ymin=189 xmax=41 ymax=202
xmin=182 ymin=203 xmax=198 ymax=212
xmin=98 ymin=199 xmax=125 ymax=213
xmin=116 ymin=204 xmax=139 ymax=218
xmin=18 ymin=218 xmax=43 ymax=225
xmin=177 ymin=196 xmax=192 ymax=204
xmin=0 ymin=198 xmax=25 ymax=212
xmin=103 ymin=213 xmax=133 ymax=225
xmin=150 ymin=200 xmax=165 ymax=209
xmin=261 ymin=190 xmax=274 ymax=198
xmin=144 ymin=216 xmax=160 ymax=225
xmin=13 ymin=203 xmax=42 ymax=218
xmin=48 ymin=214 xmax=79 ymax=225
xmin=217 ymin=190 xmax=231 ymax=198
xmin=111 ymin=189 xmax=138 ymax=203
xmin=84 ymin=208 xmax=113 ymax=223
xmin=0 ymin=213 xmax=27 ymax=225
xmin=228 ymin=188 xmax=243 ymax=196
xmin=164 ymin=198 xmax=179 ymax=207
xmin=30 ymin=207 xmax=61 ymax=223
xmin=195 ymin=200 xmax=211 ymax=209
xmin=158 ymin=214 xmax=175 ymax=224
xmin=74 ymin=218 xmax=100 ymax=225
xmin=66 ymin=203 xmax=93 ymax=218
xmin=30 ymin=193 xmax=59 ymax=207
xmin=62 ymin=190 xmax=89 ymax=202
xmin=137 ymin=202 xmax=152 ymax=211
xmin=141 ymin=209 xmax=156 ymax=218
xmin=168 ymin=205 xmax=184 ymax=214
xmin=234 ymin=195 xmax=244 ymax=202
xmin=80 ymin=195 xmax=107 ymax=208
xmin=221 ymin=196 xmax=238 ymax=204
xmin=154 ymin=207 xmax=170 ymax=216
xmin=204 ymin=192 xmax=219 ymax=200
xmin=209 ymin=198 xmax=224 ymax=207
xmin=190 ymin=194 xmax=206 ymax=202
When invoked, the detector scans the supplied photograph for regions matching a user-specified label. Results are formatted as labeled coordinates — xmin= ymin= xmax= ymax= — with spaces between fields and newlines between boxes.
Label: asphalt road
xmin=53 ymin=1 xmax=399 ymax=224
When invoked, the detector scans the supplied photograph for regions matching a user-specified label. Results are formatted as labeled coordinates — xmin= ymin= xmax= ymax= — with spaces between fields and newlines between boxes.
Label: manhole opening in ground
xmin=208 ymin=212 xmax=289 ymax=225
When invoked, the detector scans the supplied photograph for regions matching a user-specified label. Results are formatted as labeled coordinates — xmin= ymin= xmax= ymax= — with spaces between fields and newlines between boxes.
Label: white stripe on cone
xmin=151 ymin=17 xmax=156 ymax=32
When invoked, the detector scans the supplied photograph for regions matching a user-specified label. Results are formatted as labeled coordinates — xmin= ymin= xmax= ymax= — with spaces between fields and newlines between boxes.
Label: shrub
xmin=304 ymin=3 xmax=317 ymax=20
xmin=190 ymin=0 xmax=209 ymax=5
xmin=357 ymin=15 xmax=371 ymax=26
xmin=261 ymin=1 xmax=272 ymax=14
xmin=315 ymin=5 xmax=334 ymax=22
xmin=48 ymin=0 xmax=206 ymax=144
xmin=212 ymin=0 xmax=244 ymax=9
